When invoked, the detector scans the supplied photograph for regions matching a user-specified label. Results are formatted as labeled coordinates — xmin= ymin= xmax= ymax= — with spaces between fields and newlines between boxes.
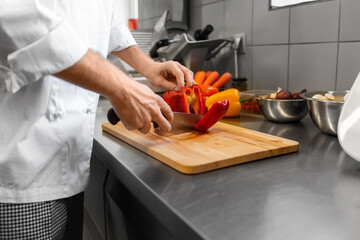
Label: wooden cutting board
xmin=102 ymin=122 xmax=299 ymax=174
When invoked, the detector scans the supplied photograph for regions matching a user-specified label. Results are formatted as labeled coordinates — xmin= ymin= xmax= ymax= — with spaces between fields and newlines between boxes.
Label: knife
xmin=107 ymin=108 xmax=203 ymax=133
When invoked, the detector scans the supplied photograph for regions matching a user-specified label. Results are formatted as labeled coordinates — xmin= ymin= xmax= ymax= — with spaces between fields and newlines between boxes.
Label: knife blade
xmin=107 ymin=108 xmax=203 ymax=133
xmin=170 ymin=112 xmax=203 ymax=132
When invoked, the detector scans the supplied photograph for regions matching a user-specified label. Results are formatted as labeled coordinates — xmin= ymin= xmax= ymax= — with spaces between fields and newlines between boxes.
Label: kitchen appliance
xmin=102 ymin=121 xmax=299 ymax=174
xmin=107 ymin=108 xmax=203 ymax=133
xmin=149 ymin=9 xmax=246 ymax=72
xmin=338 ymin=72 xmax=360 ymax=162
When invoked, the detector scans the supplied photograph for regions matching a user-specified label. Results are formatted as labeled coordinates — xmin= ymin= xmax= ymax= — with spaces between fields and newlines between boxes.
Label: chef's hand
xmin=54 ymin=50 xmax=173 ymax=136
xmin=143 ymin=61 xmax=194 ymax=90
xmin=109 ymin=76 xmax=174 ymax=136
xmin=112 ymin=46 xmax=194 ymax=90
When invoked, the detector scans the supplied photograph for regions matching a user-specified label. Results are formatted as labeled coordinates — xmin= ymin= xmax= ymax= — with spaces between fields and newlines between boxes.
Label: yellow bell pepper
xmin=205 ymin=88 xmax=242 ymax=117
xmin=224 ymin=101 xmax=242 ymax=117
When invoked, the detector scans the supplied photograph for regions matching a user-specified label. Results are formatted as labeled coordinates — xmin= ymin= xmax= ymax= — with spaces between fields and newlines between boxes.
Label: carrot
xmin=212 ymin=72 xmax=232 ymax=88
xmin=202 ymin=71 xmax=220 ymax=86
xmin=205 ymin=71 xmax=213 ymax=79
xmin=194 ymin=71 xmax=206 ymax=85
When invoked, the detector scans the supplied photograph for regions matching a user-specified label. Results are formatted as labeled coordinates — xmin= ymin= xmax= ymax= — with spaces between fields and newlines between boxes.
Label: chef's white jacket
xmin=0 ymin=0 xmax=136 ymax=203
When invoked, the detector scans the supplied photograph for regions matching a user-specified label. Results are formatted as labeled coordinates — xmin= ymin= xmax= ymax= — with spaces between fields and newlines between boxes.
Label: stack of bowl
xmin=300 ymin=91 xmax=348 ymax=136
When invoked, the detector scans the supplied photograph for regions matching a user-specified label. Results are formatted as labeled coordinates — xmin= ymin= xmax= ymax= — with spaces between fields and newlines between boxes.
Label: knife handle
xmin=107 ymin=108 xmax=159 ymax=129
xmin=107 ymin=108 xmax=120 ymax=125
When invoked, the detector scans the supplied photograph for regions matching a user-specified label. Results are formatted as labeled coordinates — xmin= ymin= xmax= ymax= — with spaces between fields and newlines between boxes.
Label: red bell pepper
xmin=195 ymin=100 xmax=229 ymax=131
xmin=163 ymin=85 xmax=205 ymax=115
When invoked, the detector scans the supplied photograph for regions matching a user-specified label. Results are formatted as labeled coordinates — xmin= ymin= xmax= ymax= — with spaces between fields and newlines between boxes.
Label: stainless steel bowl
xmin=301 ymin=91 xmax=347 ymax=136
xmin=256 ymin=95 xmax=308 ymax=123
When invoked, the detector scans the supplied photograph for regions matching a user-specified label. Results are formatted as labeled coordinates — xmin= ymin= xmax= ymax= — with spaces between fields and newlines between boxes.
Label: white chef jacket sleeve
xmin=108 ymin=11 xmax=137 ymax=54
xmin=0 ymin=1 xmax=88 ymax=93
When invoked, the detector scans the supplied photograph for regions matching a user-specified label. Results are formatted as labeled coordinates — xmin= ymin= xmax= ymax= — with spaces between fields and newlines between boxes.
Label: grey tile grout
xmin=287 ymin=6 xmax=291 ymax=90
xmin=192 ymin=0 xmax=224 ymax=8
xmin=251 ymin=0 xmax=254 ymax=89
xmin=248 ymin=40 xmax=360 ymax=47
xmin=335 ymin=0 xmax=342 ymax=90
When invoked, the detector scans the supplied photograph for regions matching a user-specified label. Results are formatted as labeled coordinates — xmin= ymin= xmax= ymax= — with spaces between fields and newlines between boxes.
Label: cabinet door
xmin=104 ymin=173 xmax=176 ymax=240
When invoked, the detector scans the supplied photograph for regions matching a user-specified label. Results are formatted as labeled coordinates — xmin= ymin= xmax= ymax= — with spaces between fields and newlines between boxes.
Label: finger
xmin=122 ymin=122 xmax=132 ymax=130
xmin=138 ymin=122 xmax=152 ymax=134
xmin=158 ymin=76 xmax=178 ymax=90
xmin=160 ymin=101 xmax=174 ymax=122
xmin=176 ymin=62 xmax=194 ymax=87
xmin=152 ymin=112 xmax=171 ymax=136
xmin=167 ymin=61 xmax=184 ymax=90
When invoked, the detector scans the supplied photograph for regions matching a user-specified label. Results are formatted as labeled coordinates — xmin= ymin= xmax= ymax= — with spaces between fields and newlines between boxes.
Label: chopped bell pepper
xmin=163 ymin=86 xmax=229 ymax=131
xmin=195 ymin=100 xmax=229 ymax=131
xmin=163 ymin=85 xmax=205 ymax=115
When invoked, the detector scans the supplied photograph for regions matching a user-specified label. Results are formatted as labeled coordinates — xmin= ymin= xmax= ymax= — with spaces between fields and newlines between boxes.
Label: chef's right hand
xmin=109 ymin=77 xmax=174 ymax=136
xmin=53 ymin=50 xmax=172 ymax=135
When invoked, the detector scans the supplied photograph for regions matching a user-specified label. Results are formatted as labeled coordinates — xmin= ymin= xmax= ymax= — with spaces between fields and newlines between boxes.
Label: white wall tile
xmin=138 ymin=0 xmax=156 ymax=20
xmin=339 ymin=0 xmax=360 ymax=41
xmin=155 ymin=0 xmax=171 ymax=18
xmin=190 ymin=1 xmax=225 ymax=39
xmin=289 ymin=43 xmax=337 ymax=91
xmin=189 ymin=6 xmax=203 ymax=35
xmin=253 ymin=0 xmax=289 ymax=45
xmin=337 ymin=42 xmax=360 ymax=90
xmin=290 ymin=0 xmax=340 ymax=43
xmin=224 ymin=0 xmax=253 ymax=44
xmin=253 ymin=45 xmax=288 ymax=90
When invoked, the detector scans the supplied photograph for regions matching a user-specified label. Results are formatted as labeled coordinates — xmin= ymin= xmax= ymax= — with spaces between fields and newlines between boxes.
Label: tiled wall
xmin=138 ymin=0 xmax=360 ymax=91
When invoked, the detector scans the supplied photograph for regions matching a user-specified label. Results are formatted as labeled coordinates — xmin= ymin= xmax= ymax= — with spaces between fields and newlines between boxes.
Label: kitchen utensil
xmin=102 ymin=121 xmax=299 ymax=174
xmin=256 ymin=95 xmax=308 ymax=123
xmin=107 ymin=108 xmax=203 ymax=133
xmin=169 ymin=112 xmax=203 ymax=132
xmin=301 ymin=90 xmax=347 ymax=135
xmin=338 ymin=72 xmax=360 ymax=162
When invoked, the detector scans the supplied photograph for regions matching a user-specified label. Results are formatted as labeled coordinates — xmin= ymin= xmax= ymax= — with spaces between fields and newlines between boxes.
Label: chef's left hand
xmin=144 ymin=61 xmax=194 ymax=90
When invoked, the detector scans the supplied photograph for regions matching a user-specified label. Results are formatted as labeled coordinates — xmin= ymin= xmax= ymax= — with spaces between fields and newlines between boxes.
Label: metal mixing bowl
xmin=301 ymin=91 xmax=347 ymax=136
xmin=256 ymin=95 xmax=308 ymax=123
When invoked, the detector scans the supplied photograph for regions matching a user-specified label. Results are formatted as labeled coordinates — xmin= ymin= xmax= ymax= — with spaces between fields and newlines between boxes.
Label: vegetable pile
xmin=269 ymin=87 xmax=307 ymax=99
xmin=194 ymin=71 xmax=232 ymax=96
xmin=162 ymin=70 xmax=261 ymax=131
xmin=163 ymin=85 xmax=229 ymax=131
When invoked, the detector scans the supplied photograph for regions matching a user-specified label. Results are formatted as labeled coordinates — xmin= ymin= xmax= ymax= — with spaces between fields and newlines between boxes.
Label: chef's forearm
xmin=53 ymin=50 xmax=127 ymax=100
xmin=112 ymin=45 xmax=155 ymax=78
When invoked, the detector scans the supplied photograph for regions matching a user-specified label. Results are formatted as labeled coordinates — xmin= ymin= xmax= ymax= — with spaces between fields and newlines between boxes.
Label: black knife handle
xmin=107 ymin=108 xmax=159 ymax=129
xmin=107 ymin=108 xmax=120 ymax=125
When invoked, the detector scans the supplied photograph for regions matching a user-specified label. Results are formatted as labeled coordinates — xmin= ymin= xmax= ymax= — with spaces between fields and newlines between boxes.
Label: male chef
xmin=0 ymin=0 xmax=193 ymax=239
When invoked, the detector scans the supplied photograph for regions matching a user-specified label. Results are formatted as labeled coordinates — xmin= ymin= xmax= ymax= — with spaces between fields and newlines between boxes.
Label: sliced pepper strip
xmin=195 ymin=100 xmax=229 ymax=131
xmin=163 ymin=85 xmax=205 ymax=115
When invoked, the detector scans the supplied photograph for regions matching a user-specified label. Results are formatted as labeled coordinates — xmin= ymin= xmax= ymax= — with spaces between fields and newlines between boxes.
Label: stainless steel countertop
xmin=94 ymin=97 xmax=360 ymax=240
